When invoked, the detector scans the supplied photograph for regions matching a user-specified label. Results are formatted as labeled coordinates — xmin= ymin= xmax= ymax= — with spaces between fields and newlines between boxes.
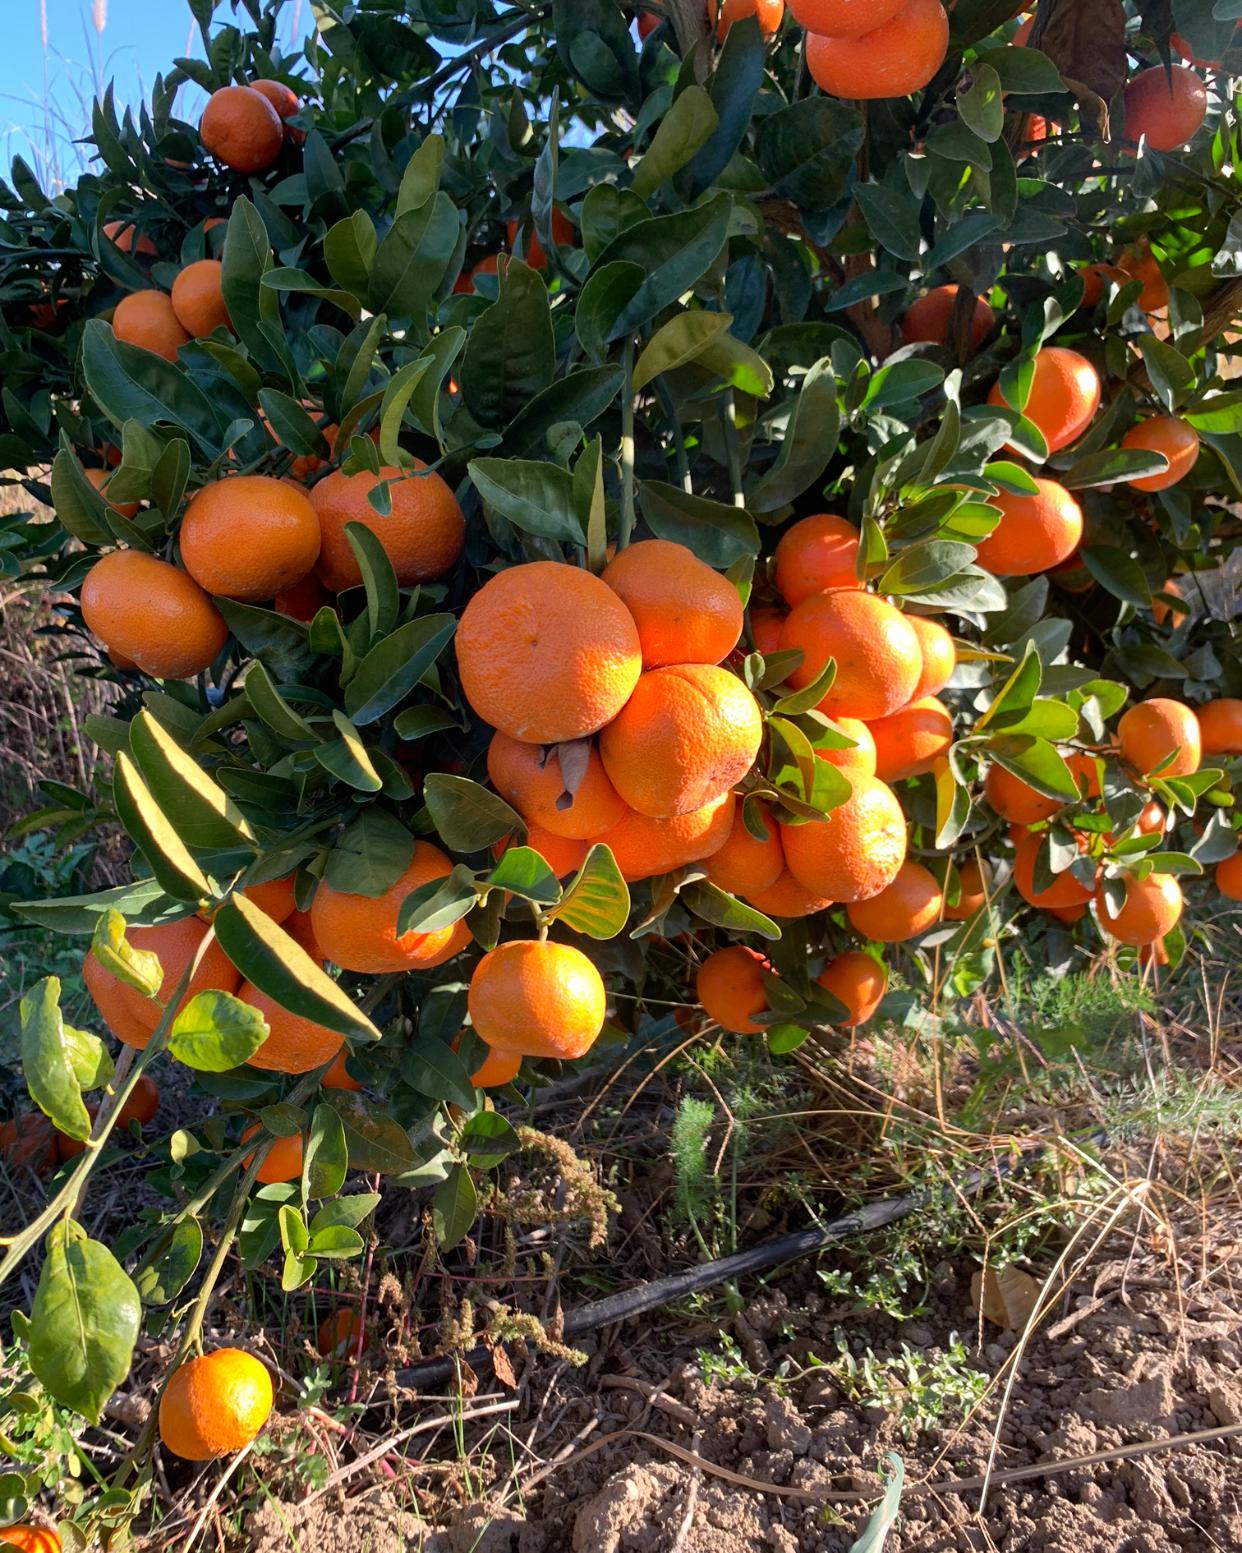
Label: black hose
xmin=395 ymin=1132 xmax=1079 ymax=1392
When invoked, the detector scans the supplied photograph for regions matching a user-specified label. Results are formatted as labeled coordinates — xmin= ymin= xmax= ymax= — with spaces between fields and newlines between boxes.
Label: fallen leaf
xmin=971 ymin=1265 xmax=1041 ymax=1331
xmin=1032 ymin=0 xmax=1127 ymax=140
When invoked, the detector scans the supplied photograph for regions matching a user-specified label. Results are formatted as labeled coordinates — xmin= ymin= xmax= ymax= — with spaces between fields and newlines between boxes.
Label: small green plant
xmin=820 ymin=1333 xmax=989 ymax=1440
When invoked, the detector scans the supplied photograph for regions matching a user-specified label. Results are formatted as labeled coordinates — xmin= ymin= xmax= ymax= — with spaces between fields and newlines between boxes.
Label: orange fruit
xmin=321 ymin=1049 xmax=363 ymax=1090
xmin=1095 ymin=872 xmax=1183 ymax=945
xmin=240 ymin=874 xmax=298 ymax=924
xmin=599 ymin=663 xmax=763 ymax=818
xmin=0 ymin=1529 xmax=60 ymax=1553
xmin=1118 ymin=697 xmax=1201 ymax=778
xmin=943 ymin=858 xmax=991 ymax=920
xmin=1216 ymin=850 xmax=1242 ymax=900
xmin=311 ymin=842 xmax=470 ymax=973
xmin=170 ymin=259 xmax=229 ymax=338
xmin=780 ymin=590 xmax=923 ymax=721
xmin=704 ymin=800 xmax=784 ymax=897
xmin=1152 ymin=575 xmax=1189 ymax=629
xmin=779 ymin=770 xmax=907 ymax=903
xmin=1118 ymin=246 xmax=1169 ymax=313
xmin=317 ymin=1308 xmax=363 ymax=1356
xmin=596 ymin=792 xmax=736 ymax=881
xmin=816 ymin=951 xmax=887 ymax=1025
xmin=505 ymin=208 xmax=575 ymax=269
xmin=1120 ymin=417 xmax=1200 ymax=492
xmin=158 ymin=1348 xmax=273 ymax=1460
xmin=817 ymin=716 xmax=877 ymax=778
xmin=1012 ymin=833 xmax=1094 ymax=908
xmin=456 ymin=561 xmax=642 ymax=744
xmin=602 ymin=540 xmax=743 ymax=668
xmin=1197 ymin=698 xmax=1242 ymax=755
xmin=907 ymin=616 xmax=955 ymax=697
xmin=846 ymin=860 xmax=943 ymax=942
xmin=984 ymin=763 xmax=1066 ymax=825
xmin=238 ymin=985 xmax=345 ymax=1074
xmin=85 ymin=466 xmax=139 ymax=520
xmin=1123 ymin=65 xmax=1208 ymax=151
xmin=84 ymin=916 xmax=240 ymax=1049
xmin=1077 ymin=263 xmax=1128 ymax=307
xmin=773 ymin=515 xmax=862 ymax=607
xmin=112 ymin=290 xmax=189 ymax=361
xmin=117 ymin=1073 xmax=161 ymax=1127
xmin=900 ymin=285 xmax=994 ymax=349
xmin=750 ymin=607 xmax=787 ymax=655
xmin=467 ymin=940 xmax=606 ymax=1059
xmin=81 ymin=550 xmax=228 ymax=679
xmin=274 ymin=573 xmax=330 ymax=623
xmin=696 ymin=946 xmax=770 ymax=1034
xmin=181 ymin=475 xmax=320 ymax=602
xmin=987 ymin=347 xmax=1099 ymax=453
xmin=974 ymin=477 xmax=1083 ymax=576
xmin=242 ymin=1121 xmax=304 ymax=1182
xmin=199 ymin=85 xmax=284 ymax=172
xmin=744 ymin=868 xmax=835 ymax=918
xmin=637 ymin=8 xmax=661 ymax=35
xmin=469 ymin=1043 xmax=523 ymax=1087
xmin=487 ymin=733 xmax=626 ymax=839
xmin=310 ymin=463 xmax=464 ymax=592
xmin=0 ymin=1114 xmax=58 ymax=1174
xmin=104 ymin=220 xmax=156 ymax=256
xmin=805 ymin=0 xmax=948 ymax=99
xmin=284 ymin=907 xmax=323 ymax=961
xmin=868 ymin=695 xmax=953 ymax=782
xmin=250 ymin=78 xmax=301 ymax=126
xmin=1138 ymin=937 xmax=1170 ymax=967
xmin=1172 ymin=26 xmax=1239 ymax=66
xmin=709 ymin=0 xmax=784 ymax=38
xmin=502 ymin=822 xmax=590 ymax=879
xmin=1045 ymin=901 xmax=1087 ymax=924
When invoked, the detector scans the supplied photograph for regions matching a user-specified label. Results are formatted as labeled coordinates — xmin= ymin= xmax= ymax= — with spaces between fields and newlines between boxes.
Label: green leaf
xmin=546 ymin=844 xmax=631 ymax=939
xmin=467 ymin=458 xmax=583 ymax=543
xmin=310 ymin=1192 xmax=381 ymax=1233
xmin=593 ymin=195 xmax=733 ymax=341
xmin=632 ymin=86 xmax=718 ymax=198
xmin=314 ymin=710 xmax=383 ymax=792
xmin=486 ymin=846 xmax=562 ymax=904
xmin=754 ymin=98 xmax=863 ymax=210
xmin=633 ymin=311 xmax=732 ymax=391
xmin=402 ymin=1040 xmax=478 ymax=1111
xmin=62 ymin=1025 xmax=114 ymax=1091
xmin=90 ymin=909 xmax=162 ymax=996
xmin=987 ymin=734 xmax=1079 ymax=801
xmin=82 ymin=321 xmax=222 ymax=461
xmin=50 ymin=444 xmax=113 ymax=545
xmin=307 ymin=1225 xmax=364 ymax=1259
xmin=458 ymin=1110 xmax=521 ymax=1167
xmin=11 ymin=877 xmax=169 ymax=935
xmin=958 ymin=63 xmax=1004 ymax=142
xmin=368 ymin=193 xmax=458 ymax=320
xmin=29 ymin=1220 xmax=140 ymax=1424
xmin=1059 ymin=447 xmax=1169 ymax=489
xmin=1138 ymin=335 xmax=1195 ymax=413
xmin=855 ymin=183 xmax=922 ymax=263
xmin=580 ymin=185 xmax=649 ymax=264
xmin=168 ymin=990 xmax=269 ymax=1071
xmin=221 ymin=196 xmax=287 ymax=378
xmin=976 ymin=643 xmax=1041 ymax=731
xmin=681 ymin=881 xmax=780 ymax=941
xmin=113 ymin=752 xmax=211 ymax=903
xmin=303 ymin=1103 xmax=348 ymax=1200
xmin=639 ymin=481 xmax=759 ymax=565
xmin=376 ymin=357 xmax=432 ymax=465
xmin=129 ymin=711 xmax=256 ymax=852
xmin=748 ymin=358 xmax=839 ymax=512
xmin=423 ymin=773 xmax=523 ymax=853
xmin=135 ymin=1219 xmax=203 ymax=1306
xmin=257 ymin=390 xmax=329 ymax=459
xmin=325 ymin=1093 xmax=418 ymax=1174
xmin=397 ymin=133 xmax=446 ymax=216
xmin=461 ymin=259 xmax=556 ymax=429
xmin=20 ymin=978 xmax=92 ymax=1141
xmin=685 ymin=14 xmax=767 ymax=197
xmin=397 ymin=869 xmax=479 ymax=934
xmin=324 ymin=808 xmax=415 ymax=896
xmin=880 ymin=541 xmax=977 ymax=596
xmin=345 ymin=613 xmax=455 ymax=726
xmin=244 ymin=661 xmax=319 ymax=744
xmin=433 ymin=1163 xmax=478 ymax=1250
xmin=1080 ymin=546 xmax=1152 ymax=608
xmin=324 ymin=209 xmax=378 ymax=299
xmin=212 ymin=895 xmax=381 ymax=1043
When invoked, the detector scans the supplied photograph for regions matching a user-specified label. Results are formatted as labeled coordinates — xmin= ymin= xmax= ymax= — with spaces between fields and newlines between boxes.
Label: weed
xmin=818 ymin=1332 xmax=988 ymax=1440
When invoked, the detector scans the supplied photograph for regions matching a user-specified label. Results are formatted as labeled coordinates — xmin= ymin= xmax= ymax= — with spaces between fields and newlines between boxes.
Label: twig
xmin=178 ymin=1439 xmax=257 ymax=1552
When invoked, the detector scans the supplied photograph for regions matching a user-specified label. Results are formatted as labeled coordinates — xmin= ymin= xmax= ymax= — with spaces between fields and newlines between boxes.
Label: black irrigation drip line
xmin=394 ymin=1129 xmax=1100 ymax=1393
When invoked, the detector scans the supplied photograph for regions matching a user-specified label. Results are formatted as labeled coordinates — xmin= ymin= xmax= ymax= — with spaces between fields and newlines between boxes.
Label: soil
xmin=245 ymin=1202 xmax=1242 ymax=1553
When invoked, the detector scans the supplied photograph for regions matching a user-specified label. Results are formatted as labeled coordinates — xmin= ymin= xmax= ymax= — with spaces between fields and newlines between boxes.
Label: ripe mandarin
xmin=456 ymin=561 xmax=642 ymax=743
xmin=505 ymin=823 xmax=590 ymax=878
xmin=468 ymin=940 xmax=606 ymax=1059
xmin=1197 ymin=698 xmax=1242 ymax=754
xmin=487 ymin=733 xmax=626 ymax=839
xmin=907 ymin=615 xmax=956 ymax=697
xmin=987 ymin=347 xmax=1099 ymax=453
xmin=596 ymin=792 xmax=736 ymax=881
xmin=984 ymin=764 xmax=1066 ymax=825
xmin=321 ymin=1049 xmax=363 ymax=1090
xmin=709 ymin=0 xmax=784 ymax=38
xmin=602 ymin=540 xmax=743 ymax=667
xmin=744 ymin=869 xmax=835 ymax=918
xmin=199 ymin=85 xmax=284 ymax=172
xmin=0 ymin=1529 xmax=60 ymax=1553
xmin=1123 ymin=65 xmax=1208 ymax=150
xmin=817 ymin=950 xmax=887 ymax=1025
xmin=696 ymin=946 xmax=771 ymax=1033
xmin=900 ymin=285 xmax=994 ymax=349
xmin=599 ymin=663 xmax=763 ymax=818
xmin=85 ymin=466 xmax=139 ymax=519
xmin=1216 ymin=850 xmax=1242 ymax=900
xmin=170 ymin=259 xmax=229 ymax=337
xmin=805 ymin=0 xmax=948 ymax=99
xmin=239 ymin=985 xmax=344 ymax=1074
xmin=81 ymin=550 xmax=228 ymax=679
xmin=750 ymin=607 xmax=788 ymax=655
xmin=311 ymin=464 xmax=464 ymax=591
xmin=112 ymin=290 xmax=189 ymax=361
xmin=242 ymin=1121 xmax=304 ymax=1182
xmin=845 ymin=860 xmax=944 ymax=942
xmin=1120 ymin=417 xmax=1200 ymax=492
xmin=786 ymin=0 xmax=903 ymax=30
xmin=181 ymin=475 xmax=321 ymax=601
xmin=1012 ymin=833 xmax=1095 ymax=908
xmin=158 ymin=1348 xmax=273 ymax=1460
xmin=773 ymin=515 xmax=862 ymax=607
xmin=867 ymin=695 xmax=953 ymax=782
xmin=1118 ymin=698 xmax=1202 ymax=778
xmin=817 ymin=716 xmax=878 ymax=778
xmin=311 ymin=844 xmax=470 ymax=974
xmin=974 ymin=478 xmax=1083 ymax=577
xmin=779 ymin=590 xmax=923 ymax=720
xmin=1095 ymin=872 xmax=1183 ymax=945
xmin=84 ymin=916 xmax=239 ymax=1049
xmin=104 ymin=219 xmax=157 ymax=256
xmin=943 ymin=858 xmax=991 ymax=920
xmin=779 ymin=770 xmax=907 ymax=902
xmin=704 ymin=800 xmax=784 ymax=897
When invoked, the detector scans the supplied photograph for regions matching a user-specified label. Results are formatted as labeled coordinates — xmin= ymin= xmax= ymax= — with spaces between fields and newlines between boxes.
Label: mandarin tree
xmin=0 ymin=0 xmax=1241 ymax=1537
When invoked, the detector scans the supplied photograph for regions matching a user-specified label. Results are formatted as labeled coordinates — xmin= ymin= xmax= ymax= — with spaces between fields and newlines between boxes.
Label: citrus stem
xmin=720 ymin=390 xmax=744 ymax=507
xmin=654 ymin=380 xmax=692 ymax=492
xmin=619 ymin=336 xmax=636 ymax=549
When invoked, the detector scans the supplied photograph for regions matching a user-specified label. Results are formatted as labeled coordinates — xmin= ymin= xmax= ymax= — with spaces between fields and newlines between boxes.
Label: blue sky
xmin=1 ymin=0 xmax=308 ymax=191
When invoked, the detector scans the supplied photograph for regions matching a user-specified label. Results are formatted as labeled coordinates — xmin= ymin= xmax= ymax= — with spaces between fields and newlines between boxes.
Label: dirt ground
xmin=243 ymin=1186 xmax=1242 ymax=1553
